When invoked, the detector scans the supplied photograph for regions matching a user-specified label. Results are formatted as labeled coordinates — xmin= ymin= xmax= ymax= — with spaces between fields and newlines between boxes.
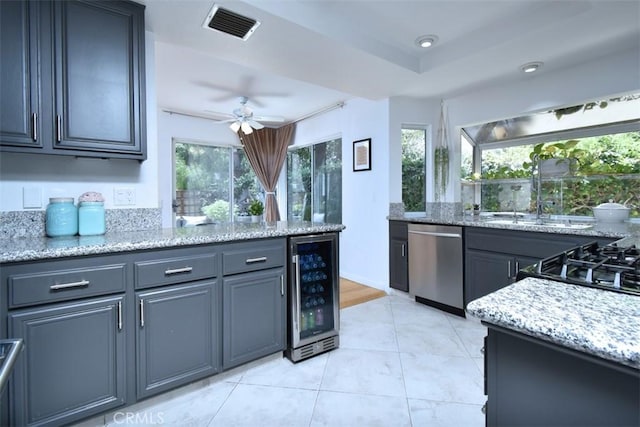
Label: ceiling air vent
xmin=202 ymin=5 xmax=260 ymax=41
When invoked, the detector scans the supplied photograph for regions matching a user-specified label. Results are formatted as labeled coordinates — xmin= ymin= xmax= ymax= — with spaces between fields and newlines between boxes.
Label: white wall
xmin=445 ymin=47 xmax=640 ymax=201
xmin=291 ymin=98 xmax=391 ymax=290
xmin=0 ymin=31 xmax=160 ymax=212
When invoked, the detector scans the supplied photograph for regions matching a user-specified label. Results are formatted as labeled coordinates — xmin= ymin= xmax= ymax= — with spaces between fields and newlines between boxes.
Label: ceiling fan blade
xmin=248 ymin=119 xmax=264 ymax=129
xmin=252 ymin=115 xmax=285 ymax=123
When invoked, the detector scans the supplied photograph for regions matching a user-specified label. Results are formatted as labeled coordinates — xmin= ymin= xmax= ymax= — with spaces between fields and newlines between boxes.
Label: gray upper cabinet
xmin=0 ymin=1 xmax=42 ymax=148
xmin=0 ymin=0 xmax=146 ymax=160
xmin=9 ymin=296 xmax=126 ymax=426
xmin=136 ymin=281 xmax=221 ymax=399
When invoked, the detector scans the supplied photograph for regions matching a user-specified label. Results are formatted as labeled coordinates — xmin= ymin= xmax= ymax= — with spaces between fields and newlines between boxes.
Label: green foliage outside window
xmin=475 ymin=132 xmax=640 ymax=216
xmin=402 ymin=129 xmax=426 ymax=212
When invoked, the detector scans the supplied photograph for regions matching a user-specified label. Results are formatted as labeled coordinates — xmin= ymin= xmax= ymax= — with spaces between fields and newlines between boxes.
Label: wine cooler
xmin=286 ymin=233 xmax=339 ymax=362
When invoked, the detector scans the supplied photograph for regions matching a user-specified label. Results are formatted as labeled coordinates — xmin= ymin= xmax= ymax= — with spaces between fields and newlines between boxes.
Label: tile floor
xmin=79 ymin=291 xmax=487 ymax=427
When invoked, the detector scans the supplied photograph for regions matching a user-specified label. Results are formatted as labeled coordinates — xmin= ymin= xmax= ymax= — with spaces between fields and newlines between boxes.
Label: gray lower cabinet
xmin=9 ymin=296 xmax=126 ymax=426
xmin=485 ymin=326 xmax=640 ymax=426
xmin=388 ymin=221 xmax=409 ymax=292
xmin=223 ymin=268 xmax=286 ymax=369
xmin=464 ymin=227 xmax=614 ymax=305
xmin=136 ymin=281 xmax=220 ymax=399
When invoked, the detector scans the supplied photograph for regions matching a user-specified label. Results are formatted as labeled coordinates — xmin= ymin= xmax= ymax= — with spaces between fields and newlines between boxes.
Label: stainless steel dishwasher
xmin=408 ymin=224 xmax=464 ymax=316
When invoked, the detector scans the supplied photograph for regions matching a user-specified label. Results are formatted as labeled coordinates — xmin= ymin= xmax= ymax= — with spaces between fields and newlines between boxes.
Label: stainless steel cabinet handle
xmin=164 ymin=266 xmax=193 ymax=275
xmin=56 ymin=115 xmax=61 ymax=142
xmin=507 ymin=260 xmax=512 ymax=278
xmin=293 ymin=254 xmax=301 ymax=331
xmin=50 ymin=280 xmax=90 ymax=291
xmin=482 ymin=403 xmax=487 ymax=414
xmin=408 ymin=230 xmax=462 ymax=238
xmin=515 ymin=261 xmax=520 ymax=273
xmin=139 ymin=299 xmax=144 ymax=328
xmin=480 ymin=346 xmax=485 ymax=355
xmin=401 ymin=243 xmax=405 ymax=257
xmin=117 ymin=301 xmax=123 ymax=331
xmin=246 ymin=256 xmax=267 ymax=264
xmin=32 ymin=113 xmax=37 ymax=141
xmin=280 ymin=275 xmax=285 ymax=296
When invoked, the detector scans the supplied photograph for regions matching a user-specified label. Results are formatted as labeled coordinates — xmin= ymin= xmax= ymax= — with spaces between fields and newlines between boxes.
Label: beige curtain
xmin=239 ymin=123 xmax=295 ymax=222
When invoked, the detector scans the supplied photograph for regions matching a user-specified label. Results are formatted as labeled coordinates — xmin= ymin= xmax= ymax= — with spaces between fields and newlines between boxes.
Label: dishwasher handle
xmin=408 ymin=230 xmax=462 ymax=239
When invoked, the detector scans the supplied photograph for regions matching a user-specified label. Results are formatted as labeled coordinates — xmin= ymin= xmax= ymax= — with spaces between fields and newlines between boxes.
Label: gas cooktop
xmin=519 ymin=241 xmax=640 ymax=296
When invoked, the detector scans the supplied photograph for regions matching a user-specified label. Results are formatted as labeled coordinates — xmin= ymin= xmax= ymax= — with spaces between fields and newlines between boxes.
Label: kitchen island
xmin=467 ymin=276 xmax=640 ymax=426
xmin=0 ymin=221 xmax=344 ymax=426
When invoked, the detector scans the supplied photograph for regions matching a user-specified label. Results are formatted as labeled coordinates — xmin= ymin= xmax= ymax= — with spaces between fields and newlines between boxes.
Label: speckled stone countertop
xmin=388 ymin=213 xmax=640 ymax=239
xmin=467 ymin=277 xmax=640 ymax=369
xmin=0 ymin=221 xmax=346 ymax=264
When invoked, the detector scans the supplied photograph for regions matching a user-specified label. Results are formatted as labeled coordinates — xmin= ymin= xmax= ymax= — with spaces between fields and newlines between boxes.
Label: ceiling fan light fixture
xmin=229 ymin=121 xmax=241 ymax=133
xmin=416 ymin=35 xmax=438 ymax=48
xmin=240 ymin=121 xmax=253 ymax=134
xmin=521 ymin=61 xmax=543 ymax=73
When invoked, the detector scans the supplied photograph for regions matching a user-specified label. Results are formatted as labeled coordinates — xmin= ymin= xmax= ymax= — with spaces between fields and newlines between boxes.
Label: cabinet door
xmin=0 ymin=0 xmax=42 ymax=148
xmin=9 ymin=296 xmax=126 ymax=426
xmin=223 ymin=268 xmax=285 ymax=369
xmin=389 ymin=221 xmax=409 ymax=292
xmin=136 ymin=281 xmax=220 ymax=399
xmin=465 ymin=250 xmax=514 ymax=305
xmin=52 ymin=0 xmax=145 ymax=157
xmin=389 ymin=238 xmax=408 ymax=291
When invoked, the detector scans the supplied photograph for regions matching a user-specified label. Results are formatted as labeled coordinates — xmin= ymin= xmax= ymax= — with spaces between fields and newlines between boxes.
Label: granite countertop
xmin=388 ymin=213 xmax=640 ymax=239
xmin=466 ymin=277 xmax=640 ymax=369
xmin=0 ymin=221 xmax=346 ymax=264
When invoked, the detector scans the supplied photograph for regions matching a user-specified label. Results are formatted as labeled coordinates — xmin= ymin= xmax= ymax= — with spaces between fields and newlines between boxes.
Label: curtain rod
xmin=291 ymin=102 xmax=345 ymax=124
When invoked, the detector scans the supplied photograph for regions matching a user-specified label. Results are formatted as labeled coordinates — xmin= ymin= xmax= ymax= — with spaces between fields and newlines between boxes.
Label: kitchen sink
xmin=485 ymin=219 xmax=593 ymax=230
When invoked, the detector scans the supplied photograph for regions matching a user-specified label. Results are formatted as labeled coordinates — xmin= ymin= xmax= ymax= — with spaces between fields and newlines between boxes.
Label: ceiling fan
xmin=208 ymin=96 xmax=285 ymax=134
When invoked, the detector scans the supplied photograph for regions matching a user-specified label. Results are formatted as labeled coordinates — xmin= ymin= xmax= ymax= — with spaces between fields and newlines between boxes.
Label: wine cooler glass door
xmin=291 ymin=234 xmax=339 ymax=348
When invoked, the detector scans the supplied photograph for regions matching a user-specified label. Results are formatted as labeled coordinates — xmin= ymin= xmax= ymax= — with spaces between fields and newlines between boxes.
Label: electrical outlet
xmin=114 ymin=188 xmax=136 ymax=206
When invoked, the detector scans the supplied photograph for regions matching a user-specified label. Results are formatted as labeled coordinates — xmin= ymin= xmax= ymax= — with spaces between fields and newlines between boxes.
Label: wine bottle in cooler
xmin=315 ymin=307 xmax=324 ymax=326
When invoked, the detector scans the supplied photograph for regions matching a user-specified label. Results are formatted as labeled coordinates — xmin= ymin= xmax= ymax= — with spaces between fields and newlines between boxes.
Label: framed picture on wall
xmin=353 ymin=138 xmax=371 ymax=172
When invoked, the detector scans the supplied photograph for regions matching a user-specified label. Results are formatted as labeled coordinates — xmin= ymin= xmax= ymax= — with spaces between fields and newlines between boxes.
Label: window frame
xmin=171 ymin=138 xmax=260 ymax=224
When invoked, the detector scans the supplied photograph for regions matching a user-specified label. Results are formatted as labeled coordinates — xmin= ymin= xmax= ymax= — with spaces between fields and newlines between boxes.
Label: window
xmin=402 ymin=128 xmax=426 ymax=212
xmin=173 ymin=141 xmax=260 ymax=225
xmin=461 ymin=95 xmax=640 ymax=218
xmin=287 ymin=138 xmax=342 ymax=223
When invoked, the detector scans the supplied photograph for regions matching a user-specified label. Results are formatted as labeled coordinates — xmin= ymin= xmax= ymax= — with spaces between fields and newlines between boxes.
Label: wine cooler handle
xmin=293 ymin=254 xmax=301 ymax=331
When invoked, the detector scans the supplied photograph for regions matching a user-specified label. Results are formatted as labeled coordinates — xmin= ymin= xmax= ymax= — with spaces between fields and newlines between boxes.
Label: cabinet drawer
xmin=8 ymin=264 xmax=126 ymax=308
xmin=222 ymin=240 xmax=285 ymax=275
xmin=135 ymin=253 xmax=218 ymax=289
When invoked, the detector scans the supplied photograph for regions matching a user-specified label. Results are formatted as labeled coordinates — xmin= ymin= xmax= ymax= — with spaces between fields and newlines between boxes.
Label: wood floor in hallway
xmin=339 ymin=278 xmax=387 ymax=309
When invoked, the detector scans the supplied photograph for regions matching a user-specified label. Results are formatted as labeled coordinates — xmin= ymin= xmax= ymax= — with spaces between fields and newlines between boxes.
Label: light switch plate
xmin=23 ymin=186 xmax=42 ymax=209
xmin=114 ymin=187 xmax=136 ymax=206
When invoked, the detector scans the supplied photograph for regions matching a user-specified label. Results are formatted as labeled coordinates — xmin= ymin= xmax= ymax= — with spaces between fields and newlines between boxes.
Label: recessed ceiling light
xmin=416 ymin=35 xmax=438 ymax=48
xmin=521 ymin=61 xmax=543 ymax=73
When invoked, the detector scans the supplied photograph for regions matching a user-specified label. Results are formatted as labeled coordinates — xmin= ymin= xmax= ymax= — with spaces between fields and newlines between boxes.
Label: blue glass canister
xmin=78 ymin=201 xmax=106 ymax=236
xmin=45 ymin=198 xmax=78 ymax=237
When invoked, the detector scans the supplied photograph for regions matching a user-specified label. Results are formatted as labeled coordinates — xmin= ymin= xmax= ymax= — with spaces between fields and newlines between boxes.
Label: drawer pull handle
xmin=32 ymin=113 xmax=37 ymax=141
xmin=140 ymin=299 xmax=145 ymax=328
xmin=164 ymin=266 xmax=193 ymax=275
xmin=246 ymin=256 xmax=267 ymax=264
xmin=50 ymin=280 xmax=90 ymax=291
xmin=117 ymin=301 xmax=123 ymax=331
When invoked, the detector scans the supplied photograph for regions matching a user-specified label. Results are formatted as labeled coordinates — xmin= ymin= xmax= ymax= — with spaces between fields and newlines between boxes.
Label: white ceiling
xmin=143 ymin=0 xmax=640 ymax=125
